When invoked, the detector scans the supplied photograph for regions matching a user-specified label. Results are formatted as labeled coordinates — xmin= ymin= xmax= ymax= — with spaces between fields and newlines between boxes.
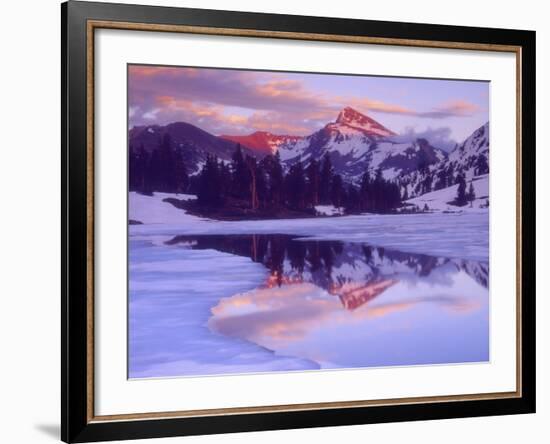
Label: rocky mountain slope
xmin=398 ymin=122 xmax=489 ymax=198
xmin=129 ymin=121 xmax=254 ymax=175
xmin=128 ymin=108 xmax=489 ymax=202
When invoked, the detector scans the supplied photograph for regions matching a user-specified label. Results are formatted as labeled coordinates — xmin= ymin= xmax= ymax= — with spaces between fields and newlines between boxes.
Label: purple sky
xmin=128 ymin=64 xmax=489 ymax=147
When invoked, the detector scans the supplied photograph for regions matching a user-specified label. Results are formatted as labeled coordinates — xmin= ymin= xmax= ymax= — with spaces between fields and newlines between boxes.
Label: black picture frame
xmin=61 ymin=1 xmax=536 ymax=442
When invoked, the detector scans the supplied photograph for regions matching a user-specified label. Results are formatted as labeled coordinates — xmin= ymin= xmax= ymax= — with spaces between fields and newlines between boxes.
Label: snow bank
xmin=315 ymin=205 xmax=344 ymax=216
xmin=129 ymin=192 xmax=202 ymax=224
xmin=406 ymin=174 xmax=489 ymax=212
xmin=130 ymin=211 xmax=489 ymax=262
xmin=128 ymin=187 xmax=489 ymax=262
xmin=129 ymin=239 xmax=318 ymax=378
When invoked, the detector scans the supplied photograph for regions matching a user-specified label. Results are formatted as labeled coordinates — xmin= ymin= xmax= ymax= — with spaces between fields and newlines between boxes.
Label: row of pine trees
xmin=129 ymin=134 xmax=189 ymax=194
xmin=194 ymin=145 xmax=402 ymax=214
xmin=129 ymin=134 xmax=479 ymax=214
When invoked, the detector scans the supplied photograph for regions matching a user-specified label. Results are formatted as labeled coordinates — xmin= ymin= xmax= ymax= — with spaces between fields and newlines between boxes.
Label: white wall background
xmin=0 ymin=0 xmax=546 ymax=443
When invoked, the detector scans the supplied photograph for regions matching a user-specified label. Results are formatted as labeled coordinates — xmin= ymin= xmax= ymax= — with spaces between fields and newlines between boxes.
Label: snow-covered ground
xmin=129 ymin=239 xmax=317 ymax=378
xmin=129 ymin=192 xmax=200 ymax=224
xmin=314 ymin=205 xmax=344 ymax=216
xmin=405 ymin=174 xmax=489 ymax=212
xmin=131 ymin=213 xmax=488 ymax=263
xmin=129 ymin=192 xmax=488 ymax=261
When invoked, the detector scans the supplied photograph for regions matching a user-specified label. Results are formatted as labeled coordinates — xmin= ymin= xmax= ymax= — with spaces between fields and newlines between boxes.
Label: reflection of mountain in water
xmin=165 ymin=234 xmax=489 ymax=311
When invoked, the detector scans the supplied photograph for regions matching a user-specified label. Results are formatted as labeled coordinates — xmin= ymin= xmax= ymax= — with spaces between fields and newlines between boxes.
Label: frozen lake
xmin=128 ymin=211 xmax=489 ymax=378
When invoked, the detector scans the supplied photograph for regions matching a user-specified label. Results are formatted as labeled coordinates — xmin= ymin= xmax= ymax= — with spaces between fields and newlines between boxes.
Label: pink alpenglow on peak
xmin=220 ymin=107 xmax=395 ymax=155
xmin=333 ymin=106 xmax=397 ymax=138
xmin=220 ymin=131 xmax=304 ymax=155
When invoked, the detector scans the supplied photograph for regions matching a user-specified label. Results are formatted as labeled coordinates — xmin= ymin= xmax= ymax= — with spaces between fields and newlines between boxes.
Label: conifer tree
xmin=306 ymin=159 xmax=320 ymax=207
xmin=421 ymin=173 xmax=433 ymax=195
xmin=286 ymin=161 xmax=306 ymax=210
xmin=129 ymin=143 xmax=151 ymax=193
xmin=173 ymin=149 xmax=189 ymax=193
xmin=345 ymin=184 xmax=360 ymax=214
xmin=454 ymin=173 xmax=467 ymax=206
xmin=476 ymin=154 xmax=489 ymax=175
xmin=435 ymin=169 xmax=447 ymax=190
xmin=230 ymin=144 xmax=250 ymax=199
xmin=319 ymin=154 xmax=333 ymax=205
xmin=467 ymin=181 xmax=476 ymax=207
xmin=360 ymin=170 xmax=371 ymax=212
xmin=261 ymin=153 xmax=284 ymax=208
xmin=197 ymin=154 xmax=223 ymax=207
xmin=218 ymin=161 xmax=232 ymax=199
xmin=256 ymin=162 xmax=268 ymax=209
xmin=331 ymin=174 xmax=344 ymax=208
xmin=373 ymin=168 xmax=384 ymax=211
xmin=446 ymin=164 xmax=455 ymax=187
xmin=245 ymin=155 xmax=259 ymax=210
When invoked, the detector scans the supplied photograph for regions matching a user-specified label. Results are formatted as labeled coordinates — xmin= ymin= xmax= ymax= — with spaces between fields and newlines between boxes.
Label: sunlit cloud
xmin=417 ymin=99 xmax=481 ymax=119
xmin=343 ymin=97 xmax=416 ymax=116
xmin=128 ymin=65 xmax=487 ymax=141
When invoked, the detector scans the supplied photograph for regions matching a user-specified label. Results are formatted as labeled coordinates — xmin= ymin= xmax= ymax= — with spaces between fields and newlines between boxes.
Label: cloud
xmin=129 ymin=66 xmax=325 ymax=114
xmin=339 ymin=98 xmax=480 ymax=119
xmin=128 ymin=65 xmax=483 ymax=137
xmin=246 ymin=112 xmax=314 ymax=135
xmin=128 ymin=106 xmax=139 ymax=118
xmin=129 ymin=66 xmax=338 ymax=134
xmin=142 ymin=108 xmax=161 ymax=120
xmin=344 ymin=97 xmax=416 ymax=116
xmin=390 ymin=126 xmax=457 ymax=152
xmin=417 ymin=100 xmax=481 ymax=119
xmin=142 ymin=95 xmax=250 ymax=134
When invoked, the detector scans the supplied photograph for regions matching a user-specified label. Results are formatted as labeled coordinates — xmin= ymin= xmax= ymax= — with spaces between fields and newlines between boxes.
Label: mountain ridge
xmin=219 ymin=131 xmax=303 ymax=155
xmin=129 ymin=107 xmax=488 ymax=200
xmin=398 ymin=122 xmax=489 ymax=198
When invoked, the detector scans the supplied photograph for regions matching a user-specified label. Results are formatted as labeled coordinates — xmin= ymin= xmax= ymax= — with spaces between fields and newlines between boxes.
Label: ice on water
xmin=128 ymin=192 xmax=489 ymax=378
xmin=129 ymin=239 xmax=318 ymax=378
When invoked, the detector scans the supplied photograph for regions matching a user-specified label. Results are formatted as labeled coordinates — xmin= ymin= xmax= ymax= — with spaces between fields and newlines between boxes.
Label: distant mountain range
xmin=129 ymin=107 xmax=489 ymax=198
xmin=401 ymin=122 xmax=489 ymax=197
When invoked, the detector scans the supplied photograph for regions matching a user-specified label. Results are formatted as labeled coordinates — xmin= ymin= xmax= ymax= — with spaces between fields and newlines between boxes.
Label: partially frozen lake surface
xmin=128 ymin=211 xmax=489 ymax=378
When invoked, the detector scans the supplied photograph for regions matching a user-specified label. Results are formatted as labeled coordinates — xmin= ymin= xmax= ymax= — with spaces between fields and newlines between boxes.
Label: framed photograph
xmin=61 ymin=1 xmax=535 ymax=442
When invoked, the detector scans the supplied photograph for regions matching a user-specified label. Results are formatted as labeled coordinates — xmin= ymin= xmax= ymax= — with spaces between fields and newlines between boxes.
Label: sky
xmin=128 ymin=64 xmax=489 ymax=148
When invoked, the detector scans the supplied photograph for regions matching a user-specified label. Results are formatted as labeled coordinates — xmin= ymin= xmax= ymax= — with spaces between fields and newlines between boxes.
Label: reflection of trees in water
xmin=165 ymin=234 xmax=488 ymax=295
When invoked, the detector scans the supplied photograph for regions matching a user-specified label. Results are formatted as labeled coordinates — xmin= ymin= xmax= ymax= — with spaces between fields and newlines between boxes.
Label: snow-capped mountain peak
xmin=447 ymin=122 xmax=489 ymax=164
xmin=129 ymin=112 xmax=487 ymax=194
xmin=216 ymin=108 xmax=447 ymax=182
xmin=333 ymin=106 xmax=396 ymax=138
xmin=398 ymin=122 xmax=490 ymax=199
xmin=277 ymin=108 xmax=447 ymax=182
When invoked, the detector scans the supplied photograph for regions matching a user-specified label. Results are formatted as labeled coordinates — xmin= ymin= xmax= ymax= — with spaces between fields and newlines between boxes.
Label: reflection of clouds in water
xmin=210 ymin=284 xmax=338 ymax=345
xmin=129 ymin=231 xmax=489 ymax=377
xmin=209 ymin=269 xmax=486 ymax=366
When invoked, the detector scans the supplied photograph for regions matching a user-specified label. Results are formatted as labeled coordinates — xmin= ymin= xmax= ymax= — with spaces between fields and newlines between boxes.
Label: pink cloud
xmin=128 ymin=65 xmax=483 ymax=137
xmin=417 ymin=99 xmax=481 ymax=119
